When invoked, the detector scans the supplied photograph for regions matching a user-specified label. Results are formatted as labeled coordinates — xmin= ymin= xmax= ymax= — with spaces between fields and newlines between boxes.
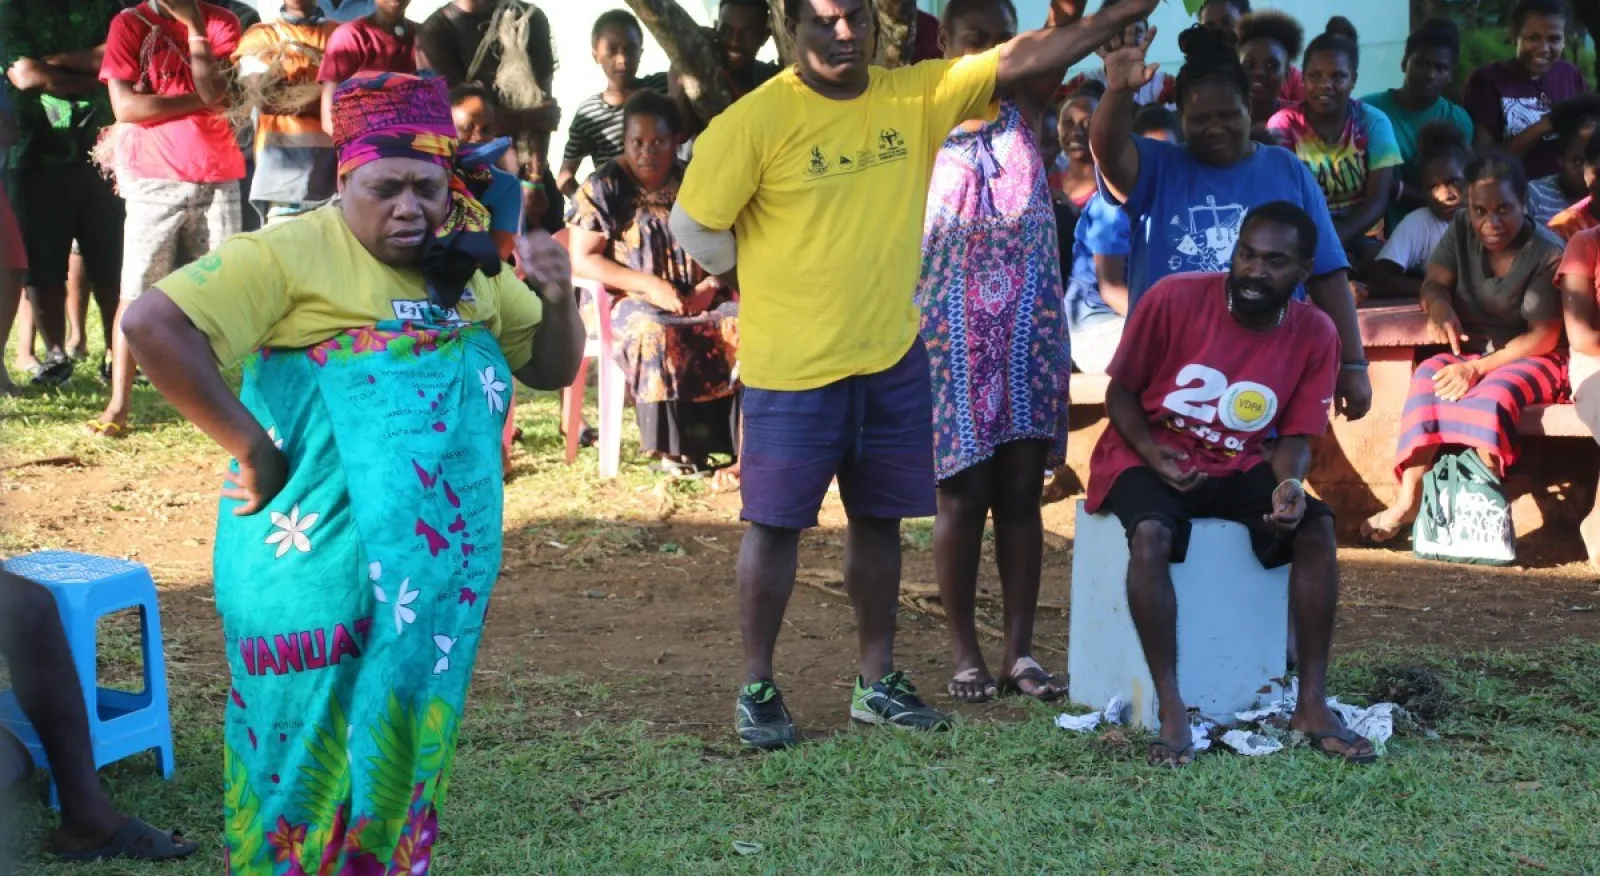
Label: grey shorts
xmin=120 ymin=177 xmax=242 ymax=301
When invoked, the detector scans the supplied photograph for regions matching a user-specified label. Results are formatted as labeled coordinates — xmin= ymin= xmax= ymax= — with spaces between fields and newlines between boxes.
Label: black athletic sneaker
xmin=736 ymin=681 xmax=798 ymax=750
xmin=851 ymin=671 xmax=952 ymax=730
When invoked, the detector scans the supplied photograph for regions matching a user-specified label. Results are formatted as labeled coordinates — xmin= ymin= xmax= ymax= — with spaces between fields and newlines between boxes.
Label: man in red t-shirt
xmin=317 ymin=0 xmax=415 ymax=135
xmin=91 ymin=0 xmax=244 ymax=438
xmin=1087 ymin=201 xmax=1376 ymax=766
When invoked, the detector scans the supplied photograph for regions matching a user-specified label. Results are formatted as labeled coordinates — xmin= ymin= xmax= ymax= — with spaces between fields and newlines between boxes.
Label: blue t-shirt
xmin=1102 ymin=137 xmax=1350 ymax=311
xmin=1066 ymin=192 xmax=1130 ymax=332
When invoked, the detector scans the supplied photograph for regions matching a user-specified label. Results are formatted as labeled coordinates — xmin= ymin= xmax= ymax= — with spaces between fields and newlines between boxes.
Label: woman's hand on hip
xmin=223 ymin=435 xmax=289 ymax=517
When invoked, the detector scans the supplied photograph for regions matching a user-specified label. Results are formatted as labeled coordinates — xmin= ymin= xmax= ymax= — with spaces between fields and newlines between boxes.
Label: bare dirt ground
xmin=3 ymin=457 xmax=1597 ymax=740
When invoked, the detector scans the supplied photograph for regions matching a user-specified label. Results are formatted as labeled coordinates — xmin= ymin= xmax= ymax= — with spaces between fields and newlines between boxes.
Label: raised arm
xmin=1007 ymin=0 xmax=1088 ymax=112
xmin=1089 ymin=28 xmax=1159 ymax=204
xmin=513 ymin=234 xmax=586 ymax=391
xmin=165 ymin=0 xmax=231 ymax=107
xmin=995 ymin=0 xmax=1152 ymax=96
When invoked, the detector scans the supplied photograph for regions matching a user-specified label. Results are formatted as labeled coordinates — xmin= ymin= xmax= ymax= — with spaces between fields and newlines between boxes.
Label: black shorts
xmin=13 ymin=162 xmax=124 ymax=288
xmin=1099 ymin=464 xmax=1333 ymax=569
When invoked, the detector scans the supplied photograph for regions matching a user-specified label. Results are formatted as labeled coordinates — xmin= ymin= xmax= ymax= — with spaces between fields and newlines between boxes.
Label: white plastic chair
xmin=562 ymin=279 xmax=627 ymax=478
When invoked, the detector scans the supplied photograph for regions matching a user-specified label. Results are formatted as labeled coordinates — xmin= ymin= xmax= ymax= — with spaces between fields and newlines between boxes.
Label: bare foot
xmin=1041 ymin=465 xmax=1079 ymax=505
xmin=1360 ymin=503 xmax=1417 ymax=544
xmin=1581 ymin=515 xmax=1600 ymax=573
xmin=946 ymin=665 xmax=996 ymax=703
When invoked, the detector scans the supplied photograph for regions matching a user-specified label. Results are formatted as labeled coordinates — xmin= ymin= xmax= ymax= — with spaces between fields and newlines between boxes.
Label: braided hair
xmin=1175 ymin=24 xmax=1249 ymax=110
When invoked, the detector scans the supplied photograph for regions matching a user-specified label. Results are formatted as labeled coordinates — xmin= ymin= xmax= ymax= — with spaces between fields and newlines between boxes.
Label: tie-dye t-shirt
xmin=1267 ymin=100 xmax=1402 ymax=220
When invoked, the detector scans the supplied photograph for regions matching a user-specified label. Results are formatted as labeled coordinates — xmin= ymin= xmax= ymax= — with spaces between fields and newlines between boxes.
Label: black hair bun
xmin=1177 ymin=23 xmax=1237 ymax=65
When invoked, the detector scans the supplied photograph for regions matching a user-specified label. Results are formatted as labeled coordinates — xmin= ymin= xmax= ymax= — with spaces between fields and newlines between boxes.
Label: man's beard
xmin=1226 ymin=275 xmax=1295 ymax=321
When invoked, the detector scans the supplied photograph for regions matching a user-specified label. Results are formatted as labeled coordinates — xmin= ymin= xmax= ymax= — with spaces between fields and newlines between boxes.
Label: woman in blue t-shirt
xmin=1090 ymin=24 xmax=1371 ymax=418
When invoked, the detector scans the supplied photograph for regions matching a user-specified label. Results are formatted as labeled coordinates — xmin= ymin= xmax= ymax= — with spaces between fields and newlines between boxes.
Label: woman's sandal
xmin=1147 ymin=738 xmax=1195 ymax=767
xmin=1305 ymin=724 xmax=1378 ymax=765
xmin=999 ymin=658 xmax=1068 ymax=702
xmin=946 ymin=667 xmax=998 ymax=703
xmin=84 ymin=420 xmax=128 ymax=440
xmin=54 ymin=819 xmax=198 ymax=862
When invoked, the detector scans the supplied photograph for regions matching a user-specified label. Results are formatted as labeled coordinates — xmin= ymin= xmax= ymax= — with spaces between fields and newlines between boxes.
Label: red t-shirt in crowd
xmin=318 ymin=16 xmax=418 ymax=84
xmin=100 ymin=2 xmax=245 ymax=184
xmin=1084 ymin=272 xmax=1341 ymax=512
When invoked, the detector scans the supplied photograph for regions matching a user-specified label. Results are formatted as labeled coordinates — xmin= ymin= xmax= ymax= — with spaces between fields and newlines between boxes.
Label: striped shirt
xmin=1527 ymin=175 xmax=1574 ymax=227
xmin=561 ymin=74 xmax=668 ymax=169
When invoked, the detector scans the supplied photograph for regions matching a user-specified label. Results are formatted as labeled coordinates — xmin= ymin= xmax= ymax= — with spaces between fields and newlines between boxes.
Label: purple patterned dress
xmin=916 ymin=100 xmax=1069 ymax=481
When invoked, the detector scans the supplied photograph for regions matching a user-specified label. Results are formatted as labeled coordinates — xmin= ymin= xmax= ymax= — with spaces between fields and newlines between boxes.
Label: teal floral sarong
xmin=214 ymin=320 xmax=512 ymax=876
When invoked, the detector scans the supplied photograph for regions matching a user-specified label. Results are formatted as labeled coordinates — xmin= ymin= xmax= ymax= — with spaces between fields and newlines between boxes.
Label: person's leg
xmin=738 ymin=522 xmax=802 ymax=685
xmin=1284 ymin=515 xmax=1375 ymax=760
xmin=13 ymin=296 xmax=38 ymax=374
xmin=0 ymin=572 xmax=124 ymax=845
xmin=65 ymin=248 xmax=89 ymax=360
xmin=933 ymin=460 xmax=998 ymax=701
xmin=1360 ymin=454 xmax=1432 ymax=540
xmin=1099 ymin=467 xmax=1193 ymax=763
xmin=843 ymin=513 xmax=903 ymax=685
xmin=990 ymin=439 xmax=1066 ymax=698
xmin=95 ymin=184 xmax=184 ymax=432
xmin=1571 ymin=354 xmax=1600 ymax=567
xmin=1362 ymin=352 xmax=1460 ymax=541
xmin=80 ymin=167 xmax=127 ymax=358
xmin=17 ymin=166 xmax=73 ymax=373
xmin=0 ymin=269 xmax=20 ymax=394
xmin=733 ymin=381 xmax=847 ymax=746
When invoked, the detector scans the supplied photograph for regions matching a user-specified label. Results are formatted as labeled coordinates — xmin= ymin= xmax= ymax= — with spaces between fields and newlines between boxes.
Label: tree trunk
xmin=625 ymin=0 xmax=736 ymax=121
xmin=875 ymin=0 xmax=919 ymax=68
xmin=766 ymin=0 xmax=797 ymax=66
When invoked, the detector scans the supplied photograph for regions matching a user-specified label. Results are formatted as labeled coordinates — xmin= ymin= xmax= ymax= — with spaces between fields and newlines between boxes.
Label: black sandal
xmin=55 ymin=819 xmax=198 ymax=862
xmin=999 ymin=660 xmax=1067 ymax=702
xmin=1305 ymin=724 xmax=1378 ymax=765
xmin=1147 ymin=738 xmax=1195 ymax=767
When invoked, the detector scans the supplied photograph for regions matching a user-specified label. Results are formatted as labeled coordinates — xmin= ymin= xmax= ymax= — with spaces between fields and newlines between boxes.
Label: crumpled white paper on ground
xmin=1056 ymin=677 xmax=1404 ymax=757
xmin=1231 ymin=677 xmax=1401 ymax=755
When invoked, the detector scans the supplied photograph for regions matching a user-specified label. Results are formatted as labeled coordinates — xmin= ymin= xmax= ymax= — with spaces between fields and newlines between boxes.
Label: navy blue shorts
xmin=740 ymin=344 xmax=937 ymax=530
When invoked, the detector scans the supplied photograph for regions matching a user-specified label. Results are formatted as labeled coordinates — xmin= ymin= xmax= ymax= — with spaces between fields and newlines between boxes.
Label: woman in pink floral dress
xmin=917 ymin=0 xmax=1077 ymax=703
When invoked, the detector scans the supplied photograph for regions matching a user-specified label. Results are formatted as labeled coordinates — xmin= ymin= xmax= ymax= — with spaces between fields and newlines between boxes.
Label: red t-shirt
xmin=100 ymin=2 xmax=245 ymax=184
xmin=318 ymin=17 xmax=417 ymax=84
xmin=1084 ymin=272 xmax=1340 ymax=512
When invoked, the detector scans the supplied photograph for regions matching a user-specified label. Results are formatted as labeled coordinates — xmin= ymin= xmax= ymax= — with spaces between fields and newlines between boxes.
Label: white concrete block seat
xmin=1067 ymin=501 xmax=1288 ymax=729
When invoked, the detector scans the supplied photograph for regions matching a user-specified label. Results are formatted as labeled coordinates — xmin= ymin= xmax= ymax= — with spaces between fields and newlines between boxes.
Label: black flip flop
xmin=26 ymin=356 xmax=72 ymax=388
xmin=999 ymin=665 xmax=1067 ymax=702
xmin=1306 ymin=725 xmax=1378 ymax=765
xmin=1147 ymin=738 xmax=1195 ymax=767
xmin=55 ymin=819 xmax=198 ymax=862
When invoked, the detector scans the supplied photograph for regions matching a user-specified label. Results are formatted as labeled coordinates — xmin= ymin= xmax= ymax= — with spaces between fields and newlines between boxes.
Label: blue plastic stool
xmin=0 ymin=551 xmax=176 ymax=807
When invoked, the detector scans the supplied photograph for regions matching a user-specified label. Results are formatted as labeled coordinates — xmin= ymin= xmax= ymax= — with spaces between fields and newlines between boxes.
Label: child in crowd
xmin=1366 ymin=122 xmax=1469 ymax=300
xmin=1547 ymin=135 xmax=1600 ymax=240
xmin=1527 ymin=95 xmax=1600 ymax=225
xmin=1063 ymin=0 xmax=1174 ymax=108
xmin=1268 ymin=18 xmax=1401 ymax=276
xmin=557 ymin=10 xmax=668 ymax=199
xmin=1199 ymin=0 xmax=1304 ymax=101
xmin=1362 ymin=18 xmax=1473 ymax=234
xmin=317 ymin=0 xmax=414 ymax=135
xmin=1054 ymin=83 xmax=1104 ymax=209
xmin=233 ymin=0 xmax=338 ymax=224
xmin=91 ymin=0 xmax=244 ymax=438
xmin=1462 ymin=0 xmax=1587 ymax=180
xmin=1237 ymin=10 xmax=1302 ymax=143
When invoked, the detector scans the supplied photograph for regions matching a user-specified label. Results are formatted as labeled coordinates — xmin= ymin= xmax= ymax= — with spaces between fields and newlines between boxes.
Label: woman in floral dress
xmin=918 ymin=0 xmax=1075 ymax=703
xmin=117 ymin=72 xmax=583 ymax=875
xmin=569 ymin=90 xmax=740 ymax=478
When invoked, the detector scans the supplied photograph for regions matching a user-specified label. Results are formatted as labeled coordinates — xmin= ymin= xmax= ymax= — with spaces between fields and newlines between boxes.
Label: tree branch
xmin=625 ymin=0 xmax=737 ymax=121
xmin=875 ymin=0 xmax=918 ymax=68
xmin=765 ymin=0 xmax=797 ymax=67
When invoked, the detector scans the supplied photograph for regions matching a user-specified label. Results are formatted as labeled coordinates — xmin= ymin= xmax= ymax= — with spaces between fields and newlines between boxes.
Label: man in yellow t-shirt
xmin=669 ymin=0 xmax=1158 ymax=749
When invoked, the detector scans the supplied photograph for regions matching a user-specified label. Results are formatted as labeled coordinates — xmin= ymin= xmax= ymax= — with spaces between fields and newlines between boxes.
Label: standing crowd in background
xmin=8 ymin=0 xmax=1600 ymax=869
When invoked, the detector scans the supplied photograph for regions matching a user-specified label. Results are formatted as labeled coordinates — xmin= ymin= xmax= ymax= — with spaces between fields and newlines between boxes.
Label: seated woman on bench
xmin=1362 ymin=151 xmax=1567 ymax=542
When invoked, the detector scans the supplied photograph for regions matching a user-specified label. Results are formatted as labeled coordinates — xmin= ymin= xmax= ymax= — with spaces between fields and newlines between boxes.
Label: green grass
xmin=5 ymin=644 xmax=1599 ymax=874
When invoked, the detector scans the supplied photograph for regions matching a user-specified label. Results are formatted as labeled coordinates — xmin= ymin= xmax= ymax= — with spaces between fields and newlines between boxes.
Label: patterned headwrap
xmin=332 ymin=72 xmax=501 ymax=307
